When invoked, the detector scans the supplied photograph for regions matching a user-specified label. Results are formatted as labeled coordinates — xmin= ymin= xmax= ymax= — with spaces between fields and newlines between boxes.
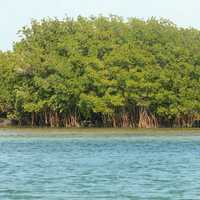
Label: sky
xmin=1 ymin=0 xmax=200 ymax=51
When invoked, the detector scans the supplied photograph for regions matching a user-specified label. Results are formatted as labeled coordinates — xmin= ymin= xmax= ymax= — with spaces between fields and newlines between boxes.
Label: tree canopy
xmin=0 ymin=16 xmax=200 ymax=127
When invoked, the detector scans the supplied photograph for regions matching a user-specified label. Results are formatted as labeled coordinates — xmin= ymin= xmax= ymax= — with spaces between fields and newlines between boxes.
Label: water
xmin=0 ymin=129 xmax=200 ymax=200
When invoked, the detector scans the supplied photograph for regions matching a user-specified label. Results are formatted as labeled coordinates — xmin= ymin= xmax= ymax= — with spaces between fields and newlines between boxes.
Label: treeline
xmin=0 ymin=16 xmax=200 ymax=128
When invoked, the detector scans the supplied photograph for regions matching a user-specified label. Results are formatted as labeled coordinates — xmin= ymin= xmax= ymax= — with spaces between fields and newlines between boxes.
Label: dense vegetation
xmin=0 ymin=16 xmax=200 ymax=128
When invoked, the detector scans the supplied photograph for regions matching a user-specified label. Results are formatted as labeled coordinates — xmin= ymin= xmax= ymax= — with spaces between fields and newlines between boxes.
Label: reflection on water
xmin=0 ymin=129 xmax=200 ymax=199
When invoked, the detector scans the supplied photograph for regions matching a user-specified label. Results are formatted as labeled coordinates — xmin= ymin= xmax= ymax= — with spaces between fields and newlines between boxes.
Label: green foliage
xmin=0 ymin=16 xmax=200 ymax=127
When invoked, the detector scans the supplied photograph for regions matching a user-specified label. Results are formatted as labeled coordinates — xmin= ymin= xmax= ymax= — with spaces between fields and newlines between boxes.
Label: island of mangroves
xmin=0 ymin=16 xmax=200 ymax=128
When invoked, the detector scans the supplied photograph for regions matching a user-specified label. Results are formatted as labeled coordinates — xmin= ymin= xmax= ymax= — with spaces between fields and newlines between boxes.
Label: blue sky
xmin=1 ymin=0 xmax=200 ymax=51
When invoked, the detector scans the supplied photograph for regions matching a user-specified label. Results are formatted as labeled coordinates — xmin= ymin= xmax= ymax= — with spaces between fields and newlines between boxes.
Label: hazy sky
xmin=1 ymin=0 xmax=200 ymax=51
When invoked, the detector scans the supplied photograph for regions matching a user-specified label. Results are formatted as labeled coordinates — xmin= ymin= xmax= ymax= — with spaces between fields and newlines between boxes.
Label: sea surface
xmin=0 ymin=128 xmax=200 ymax=200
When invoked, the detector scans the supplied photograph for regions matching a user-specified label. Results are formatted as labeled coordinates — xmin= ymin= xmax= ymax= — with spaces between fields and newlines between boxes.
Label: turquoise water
xmin=1 ymin=129 xmax=200 ymax=199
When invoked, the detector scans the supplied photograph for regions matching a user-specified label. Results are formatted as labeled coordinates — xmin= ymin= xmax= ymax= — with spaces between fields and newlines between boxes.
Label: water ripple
xmin=0 ymin=132 xmax=200 ymax=199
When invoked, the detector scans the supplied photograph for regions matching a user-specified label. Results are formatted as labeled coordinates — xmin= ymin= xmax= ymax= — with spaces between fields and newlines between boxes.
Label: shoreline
xmin=0 ymin=127 xmax=200 ymax=137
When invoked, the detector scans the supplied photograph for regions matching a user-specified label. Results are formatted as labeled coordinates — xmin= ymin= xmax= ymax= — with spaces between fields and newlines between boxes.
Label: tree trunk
xmin=138 ymin=107 xmax=158 ymax=128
